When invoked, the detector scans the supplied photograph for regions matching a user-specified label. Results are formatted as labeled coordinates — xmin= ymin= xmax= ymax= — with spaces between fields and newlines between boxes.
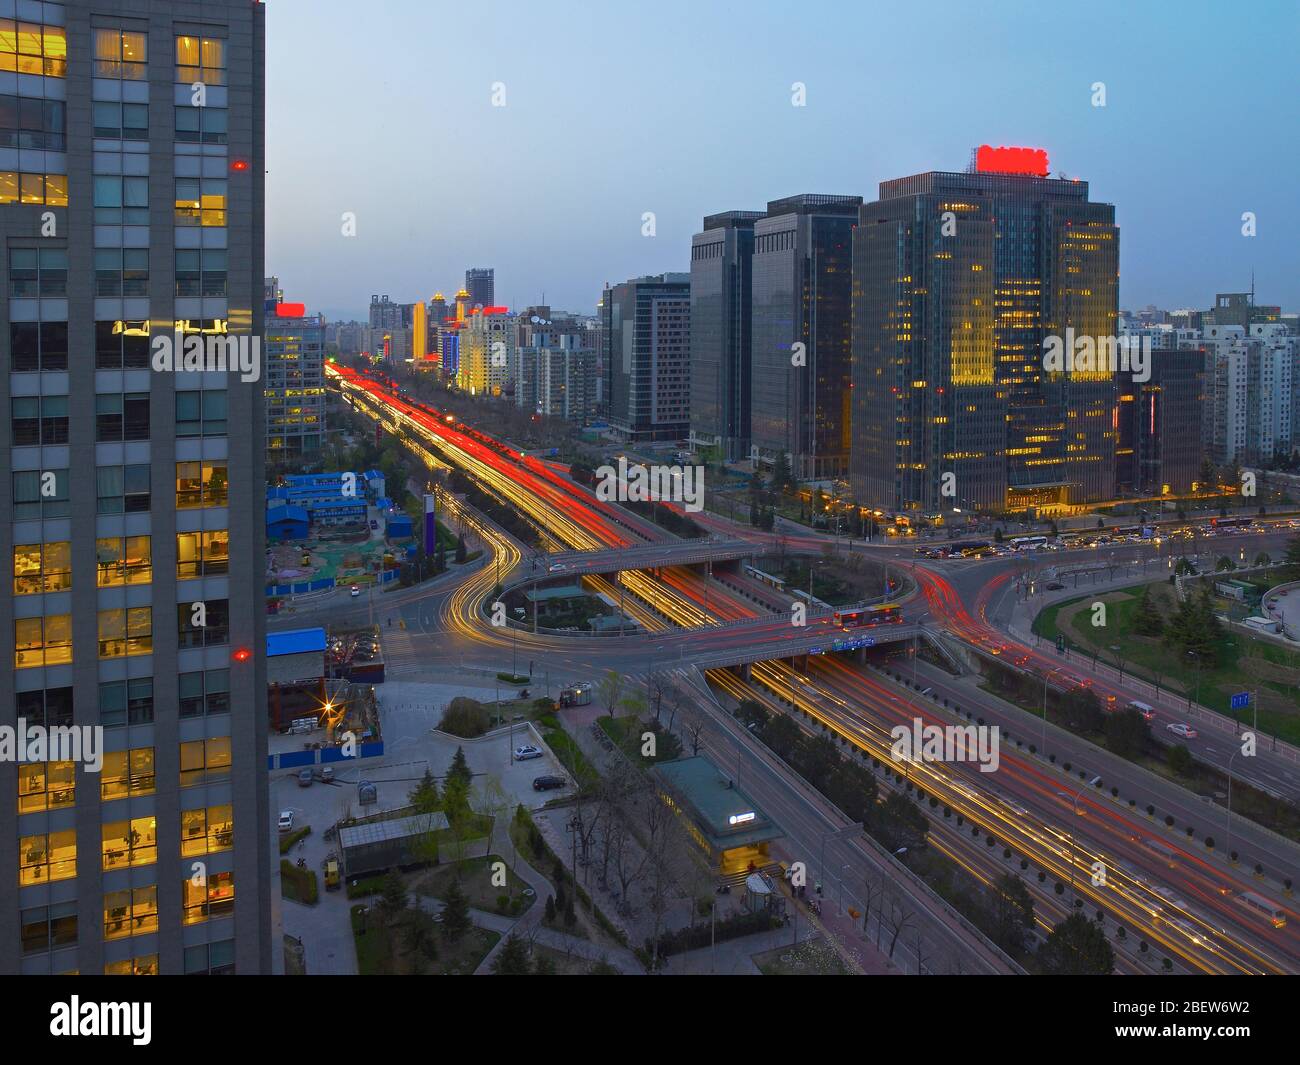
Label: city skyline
xmin=266 ymin=0 xmax=1300 ymax=319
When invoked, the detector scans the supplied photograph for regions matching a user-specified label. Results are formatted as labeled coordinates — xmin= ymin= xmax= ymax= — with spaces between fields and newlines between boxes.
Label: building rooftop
xmin=266 ymin=627 xmax=327 ymax=657
xmin=650 ymin=756 xmax=782 ymax=850
xmin=338 ymin=811 xmax=449 ymax=850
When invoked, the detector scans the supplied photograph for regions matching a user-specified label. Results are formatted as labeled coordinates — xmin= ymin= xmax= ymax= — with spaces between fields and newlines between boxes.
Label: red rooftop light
xmin=975 ymin=145 xmax=1049 ymax=177
xmin=232 ymin=647 xmax=253 ymax=663
xmin=275 ymin=302 xmax=306 ymax=317
xmin=230 ymin=158 xmax=250 ymax=172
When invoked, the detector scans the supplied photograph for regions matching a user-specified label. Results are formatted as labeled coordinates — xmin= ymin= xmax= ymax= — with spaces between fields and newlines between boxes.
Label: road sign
xmin=1230 ymin=691 xmax=1250 ymax=711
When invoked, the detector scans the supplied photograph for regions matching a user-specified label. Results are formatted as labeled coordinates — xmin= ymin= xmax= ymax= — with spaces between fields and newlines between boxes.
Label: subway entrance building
xmin=650 ymin=756 xmax=783 ymax=877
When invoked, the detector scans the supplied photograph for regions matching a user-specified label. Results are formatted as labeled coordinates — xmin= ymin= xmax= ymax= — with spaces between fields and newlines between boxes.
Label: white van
xmin=1126 ymin=700 xmax=1155 ymax=721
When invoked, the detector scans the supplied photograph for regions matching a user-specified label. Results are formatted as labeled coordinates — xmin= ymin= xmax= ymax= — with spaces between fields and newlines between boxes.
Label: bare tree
xmin=880 ymin=889 xmax=916 ymax=960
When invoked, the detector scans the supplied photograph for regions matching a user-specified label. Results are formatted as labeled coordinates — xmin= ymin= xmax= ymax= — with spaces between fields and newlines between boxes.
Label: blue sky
xmin=266 ymin=0 xmax=1300 ymax=320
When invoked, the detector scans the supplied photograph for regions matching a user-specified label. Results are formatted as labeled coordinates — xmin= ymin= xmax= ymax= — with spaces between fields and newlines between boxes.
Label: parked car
xmin=323 ymin=854 xmax=341 ymax=890
xmin=369 ymin=520 xmax=379 ymax=530
xmin=277 ymin=810 xmax=295 ymax=832
xmin=514 ymin=744 xmax=543 ymax=761
xmin=1045 ymin=581 xmax=1065 ymax=590
xmin=532 ymin=775 xmax=566 ymax=791
xmin=319 ymin=766 xmax=334 ymax=782
xmin=297 ymin=768 xmax=314 ymax=787
xmin=1167 ymin=722 xmax=1198 ymax=739
xmin=350 ymin=585 xmax=361 ymax=597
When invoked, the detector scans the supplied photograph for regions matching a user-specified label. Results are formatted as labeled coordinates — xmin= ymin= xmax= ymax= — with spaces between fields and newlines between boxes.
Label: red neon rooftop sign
xmin=275 ymin=302 xmax=306 ymax=317
xmin=975 ymin=145 xmax=1049 ymax=177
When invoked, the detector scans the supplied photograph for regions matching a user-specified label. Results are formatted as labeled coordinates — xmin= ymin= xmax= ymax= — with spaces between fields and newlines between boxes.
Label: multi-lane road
xmin=310 ymin=364 xmax=1300 ymax=972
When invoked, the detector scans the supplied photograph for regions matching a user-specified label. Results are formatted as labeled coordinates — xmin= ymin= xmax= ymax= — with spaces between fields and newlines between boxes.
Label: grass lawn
xmin=413 ymin=854 xmax=536 ymax=917
xmin=1032 ymin=581 xmax=1300 ymax=745
xmin=351 ymin=904 xmax=500 ymax=975
xmin=529 ymin=943 xmax=622 ymax=975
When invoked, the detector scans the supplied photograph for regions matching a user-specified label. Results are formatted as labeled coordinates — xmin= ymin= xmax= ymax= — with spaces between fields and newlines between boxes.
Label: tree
xmin=1132 ymin=586 xmax=1164 ymax=637
xmin=597 ymin=670 xmax=624 ymax=719
xmin=447 ymin=746 xmax=473 ymax=789
xmin=544 ymin=895 xmax=557 ymax=923
xmin=455 ymin=533 xmax=467 ymax=563
xmin=1253 ymin=551 xmax=1271 ymax=567
xmin=1285 ymin=532 xmax=1300 ymax=573
xmin=379 ymin=872 xmax=409 ymax=921
xmin=991 ymin=873 xmax=1036 ymax=954
xmin=401 ymin=911 xmax=438 ymax=968
xmin=408 ymin=768 xmax=440 ymax=813
xmin=1166 ymin=743 xmax=1194 ymax=777
xmin=1103 ymin=709 xmax=1150 ymax=760
xmin=1039 ymin=912 xmax=1114 ymax=974
xmin=1198 ymin=457 xmax=1218 ymax=489
xmin=440 ymin=879 xmax=472 ymax=942
xmin=1215 ymin=555 xmax=1235 ymax=573
xmin=491 ymin=933 xmax=532 ymax=975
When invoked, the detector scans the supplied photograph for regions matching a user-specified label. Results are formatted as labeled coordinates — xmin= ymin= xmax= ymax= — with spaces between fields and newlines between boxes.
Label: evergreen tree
xmin=408 ymin=768 xmax=440 ymax=813
xmin=1039 ymin=913 xmax=1115 ymax=975
xmin=440 ymin=880 xmax=472 ymax=942
xmin=491 ymin=933 xmax=532 ymax=975
xmin=447 ymin=746 xmax=473 ymax=788
xmin=455 ymin=533 xmax=467 ymax=563
xmin=379 ymin=872 xmax=409 ymax=920
xmin=1132 ymin=586 xmax=1164 ymax=636
xmin=544 ymin=895 xmax=557 ymax=923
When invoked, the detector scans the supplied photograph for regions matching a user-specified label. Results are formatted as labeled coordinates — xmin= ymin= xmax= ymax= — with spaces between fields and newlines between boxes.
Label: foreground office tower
xmin=689 ymin=209 xmax=762 ymax=462
xmin=1 ymin=0 xmax=270 ymax=974
xmin=851 ymin=160 xmax=1119 ymax=514
xmin=751 ymin=194 xmax=861 ymax=481
xmin=601 ymin=273 xmax=690 ymax=443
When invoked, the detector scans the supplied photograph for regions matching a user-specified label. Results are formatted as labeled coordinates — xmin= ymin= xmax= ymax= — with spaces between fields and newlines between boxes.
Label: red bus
xmin=833 ymin=604 xmax=902 ymax=628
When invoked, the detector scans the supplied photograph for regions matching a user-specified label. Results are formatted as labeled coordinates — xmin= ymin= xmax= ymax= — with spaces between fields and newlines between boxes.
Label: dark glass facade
xmin=750 ymin=195 xmax=861 ymax=480
xmin=851 ymin=171 xmax=1119 ymax=514
xmin=601 ymin=274 xmax=691 ymax=442
xmin=1117 ymin=347 xmax=1204 ymax=497
xmin=689 ymin=210 xmax=761 ymax=461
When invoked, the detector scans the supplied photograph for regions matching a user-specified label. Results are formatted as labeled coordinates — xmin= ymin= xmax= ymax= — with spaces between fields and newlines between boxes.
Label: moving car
xmin=297 ymin=768 xmax=314 ymax=787
xmin=1166 ymin=722 xmax=1198 ymax=739
xmin=514 ymin=744 xmax=543 ymax=761
xmin=350 ymin=585 xmax=361 ymax=597
xmin=277 ymin=810 xmax=294 ymax=832
xmin=532 ymin=775 xmax=566 ymax=791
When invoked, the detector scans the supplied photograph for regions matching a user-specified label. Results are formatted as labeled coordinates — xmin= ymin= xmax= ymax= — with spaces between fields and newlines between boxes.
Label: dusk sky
xmin=266 ymin=0 xmax=1300 ymax=321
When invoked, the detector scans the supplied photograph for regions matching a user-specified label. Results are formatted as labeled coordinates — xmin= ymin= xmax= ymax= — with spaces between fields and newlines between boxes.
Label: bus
xmin=946 ymin=540 xmax=992 ymax=558
xmin=1234 ymin=891 xmax=1287 ymax=929
xmin=1211 ymin=516 xmax=1253 ymax=530
xmin=834 ymin=604 xmax=902 ymax=628
xmin=1010 ymin=535 xmax=1048 ymax=551
xmin=1141 ymin=838 xmax=1179 ymax=868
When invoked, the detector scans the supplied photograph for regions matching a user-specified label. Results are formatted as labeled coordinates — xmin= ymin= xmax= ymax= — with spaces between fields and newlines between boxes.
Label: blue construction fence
xmin=266 ymin=569 xmax=399 ymax=597
xmin=267 ymin=741 xmax=385 ymax=771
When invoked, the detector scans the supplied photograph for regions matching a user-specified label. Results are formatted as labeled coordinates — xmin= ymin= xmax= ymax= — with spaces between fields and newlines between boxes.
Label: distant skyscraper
xmin=465 ymin=268 xmax=494 ymax=310
xmin=689 ymin=210 xmax=762 ymax=462
xmin=751 ymin=194 xmax=862 ymax=480
xmin=850 ymin=160 xmax=1119 ymax=514
xmin=1 ymin=0 xmax=270 ymax=977
xmin=265 ymin=300 xmax=327 ymax=467
xmin=602 ymin=275 xmax=691 ymax=442
xmin=1117 ymin=347 xmax=1204 ymax=497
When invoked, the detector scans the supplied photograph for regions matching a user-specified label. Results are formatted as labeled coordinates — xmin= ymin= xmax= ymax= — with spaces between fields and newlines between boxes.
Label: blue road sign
xmin=1230 ymin=691 xmax=1250 ymax=711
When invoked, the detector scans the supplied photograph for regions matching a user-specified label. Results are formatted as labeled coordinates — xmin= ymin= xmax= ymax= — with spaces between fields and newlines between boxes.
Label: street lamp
xmin=1042 ymin=666 xmax=1066 ymax=753
xmin=1225 ymin=750 xmax=1238 ymax=861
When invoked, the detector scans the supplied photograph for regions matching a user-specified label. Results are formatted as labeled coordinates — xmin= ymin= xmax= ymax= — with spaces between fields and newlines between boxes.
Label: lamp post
xmin=1225 ymin=750 xmax=1238 ymax=861
xmin=1042 ymin=666 xmax=1066 ymax=753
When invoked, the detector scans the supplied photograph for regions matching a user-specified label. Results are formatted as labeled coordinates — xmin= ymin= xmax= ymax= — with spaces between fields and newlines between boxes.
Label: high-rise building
xmin=465 ymin=268 xmax=494 ymax=310
xmin=689 ymin=209 xmax=762 ymax=462
xmin=1 ymin=0 xmax=270 ymax=975
xmin=601 ymin=274 xmax=691 ymax=443
xmin=751 ymin=194 xmax=861 ymax=480
xmin=265 ymin=301 xmax=326 ymax=467
xmin=850 ymin=159 xmax=1119 ymax=514
xmin=1198 ymin=322 xmax=1296 ymax=466
xmin=1117 ymin=347 xmax=1204 ymax=497
xmin=457 ymin=308 xmax=513 ymax=396
xmin=515 ymin=307 xmax=597 ymax=422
